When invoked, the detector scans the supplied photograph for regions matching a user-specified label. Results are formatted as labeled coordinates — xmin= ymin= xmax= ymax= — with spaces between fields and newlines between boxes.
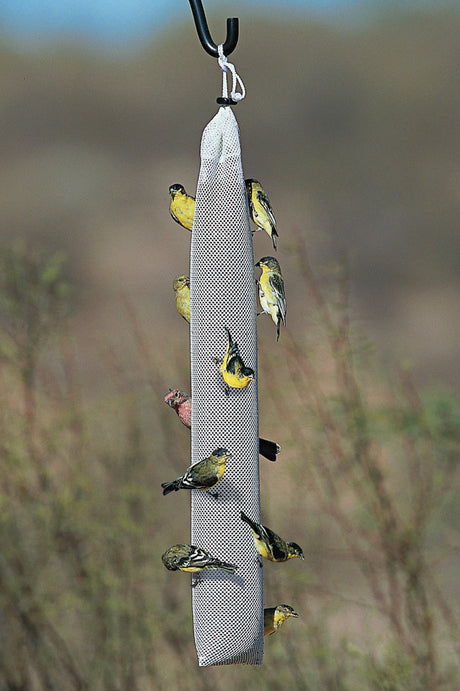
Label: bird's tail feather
xmin=240 ymin=510 xmax=258 ymax=531
xmin=212 ymin=560 xmax=238 ymax=574
xmin=259 ymin=438 xmax=280 ymax=462
xmin=161 ymin=478 xmax=182 ymax=495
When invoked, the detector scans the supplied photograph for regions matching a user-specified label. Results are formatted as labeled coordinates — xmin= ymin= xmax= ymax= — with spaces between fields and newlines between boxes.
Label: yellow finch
xmin=173 ymin=275 xmax=190 ymax=323
xmin=240 ymin=511 xmax=304 ymax=562
xmin=264 ymin=605 xmax=299 ymax=636
xmin=162 ymin=543 xmax=238 ymax=574
xmin=161 ymin=448 xmax=231 ymax=496
xmin=246 ymin=178 xmax=278 ymax=250
xmin=217 ymin=327 xmax=255 ymax=396
xmin=256 ymin=256 xmax=286 ymax=340
xmin=169 ymin=183 xmax=195 ymax=231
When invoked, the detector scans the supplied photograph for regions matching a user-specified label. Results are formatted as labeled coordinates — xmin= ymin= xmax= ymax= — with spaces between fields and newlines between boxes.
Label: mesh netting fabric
xmin=190 ymin=106 xmax=263 ymax=666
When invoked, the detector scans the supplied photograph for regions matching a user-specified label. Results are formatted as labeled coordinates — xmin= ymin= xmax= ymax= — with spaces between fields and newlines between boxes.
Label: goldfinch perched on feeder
xmin=246 ymin=178 xmax=278 ymax=250
xmin=240 ymin=511 xmax=304 ymax=563
xmin=169 ymin=183 xmax=195 ymax=231
xmin=173 ymin=275 xmax=190 ymax=323
xmin=264 ymin=605 xmax=299 ymax=636
xmin=256 ymin=256 xmax=286 ymax=340
xmin=162 ymin=543 xmax=238 ymax=574
xmin=164 ymin=388 xmax=281 ymax=462
xmin=215 ymin=327 xmax=255 ymax=396
xmin=161 ymin=448 xmax=231 ymax=496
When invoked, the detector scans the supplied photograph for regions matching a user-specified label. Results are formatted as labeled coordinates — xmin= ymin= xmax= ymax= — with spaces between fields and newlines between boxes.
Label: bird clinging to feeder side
xmin=256 ymin=256 xmax=286 ymax=340
xmin=246 ymin=178 xmax=278 ymax=250
xmin=214 ymin=327 xmax=255 ymax=396
xmin=169 ymin=183 xmax=195 ymax=231
xmin=240 ymin=511 xmax=304 ymax=564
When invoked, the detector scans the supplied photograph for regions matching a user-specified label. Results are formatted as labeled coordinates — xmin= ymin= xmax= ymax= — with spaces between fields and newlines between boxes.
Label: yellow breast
xmin=253 ymin=535 xmax=271 ymax=559
xmin=273 ymin=609 xmax=287 ymax=630
xmin=222 ymin=370 xmax=253 ymax=389
xmin=171 ymin=194 xmax=195 ymax=230
xmin=175 ymin=289 xmax=190 ymax=323
xmin=253 ymin=198 xmax=272 ymax=234
xmin=215 ymin=463 xmax=226 ymax=483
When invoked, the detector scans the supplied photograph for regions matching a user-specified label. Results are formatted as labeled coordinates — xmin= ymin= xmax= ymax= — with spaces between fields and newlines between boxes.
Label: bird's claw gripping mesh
xmin=190 ymin=106 xmax=263 ymax=665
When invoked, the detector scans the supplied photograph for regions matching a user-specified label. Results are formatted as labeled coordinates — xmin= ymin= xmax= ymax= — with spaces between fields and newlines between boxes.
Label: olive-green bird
xmin=264 ymin=605 xmax=299 ymax=636
xmin=162 ymin=543 xmax=238 ymax=574
xmin=216 ymin=327 xmax=255 ymax=396
xmin=256 ymin=256 xmax=286 ymax=340
xmin=246 ymin=178 xmax=278 ymax=250
xmin=161 ymin=448 xmax=231 ymax=496
xmin=173 ymin=274 xmax=190 ymax=323
xmin=169 ymin=183 xmax=195 ymax=231
xmin=240 ymin=511 xmax=304 ymax=562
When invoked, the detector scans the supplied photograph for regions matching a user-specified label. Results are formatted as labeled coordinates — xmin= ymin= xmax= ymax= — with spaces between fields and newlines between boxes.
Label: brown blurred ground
xmin=0 ymin=8 xmax=459 ymax=392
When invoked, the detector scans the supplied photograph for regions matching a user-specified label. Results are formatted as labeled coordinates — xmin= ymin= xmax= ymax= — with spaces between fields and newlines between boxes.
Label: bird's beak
xmin=292 ymin=611 xmax=299 ymax=617
xmin=255 ymin=260 xmax=260 ymax=267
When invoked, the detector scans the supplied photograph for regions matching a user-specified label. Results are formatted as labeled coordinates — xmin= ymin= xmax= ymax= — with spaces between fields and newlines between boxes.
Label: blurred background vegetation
xmin=0 ymin=1 xmax=459 ymax=688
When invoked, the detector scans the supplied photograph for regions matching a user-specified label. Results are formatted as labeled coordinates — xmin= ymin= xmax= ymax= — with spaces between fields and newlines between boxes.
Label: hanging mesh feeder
xmin=187 ymin=27 xmax=264 ymax=666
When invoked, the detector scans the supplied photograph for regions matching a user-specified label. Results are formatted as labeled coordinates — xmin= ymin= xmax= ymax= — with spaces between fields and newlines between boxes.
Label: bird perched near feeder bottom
xmin=256 ymin=256 xmax=286 ymax=340
xmin=164 ymin=388 xmax=281 ymax=462
xmin=162 ymin=543 xmax=238 ymax=574
xmin=215 ymin=327 xmax=255 ymax=396
xmin=264 ymin=605 xmax=299 ymax=636
xmin=240 ymin=511 xmax=304 ymax=563
xmin=173 ymin=275 xmax=190 ymax=323
xmin=246 ymin=178 xmax=278 ymax=250
xmin=169 ymin=183 xmax=195 ymax=231
xmin=161 ymin=448 xmax=231 ymax=497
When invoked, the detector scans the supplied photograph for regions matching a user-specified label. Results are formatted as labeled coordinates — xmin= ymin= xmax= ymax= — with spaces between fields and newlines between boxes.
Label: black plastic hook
xmin=188 ymin=0 xmax=239 ymax=58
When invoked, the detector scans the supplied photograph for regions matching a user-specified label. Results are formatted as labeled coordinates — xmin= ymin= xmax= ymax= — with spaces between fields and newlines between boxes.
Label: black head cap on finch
xmin=169 ymin=183 xmax=186 ymax=196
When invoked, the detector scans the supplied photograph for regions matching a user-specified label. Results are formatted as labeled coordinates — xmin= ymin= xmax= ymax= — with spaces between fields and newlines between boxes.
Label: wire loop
xmin=217 ymin=44 xmax=246 ymax=104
